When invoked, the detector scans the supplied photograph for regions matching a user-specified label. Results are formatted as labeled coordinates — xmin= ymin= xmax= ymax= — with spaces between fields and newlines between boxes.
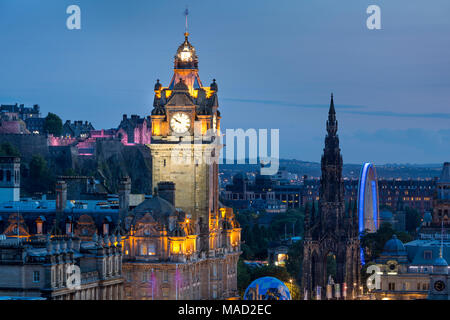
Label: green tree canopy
xmin=27 ymin=155 xmax=55 ymax=194
xmin=285 ymin=240 xmax=303 ymax=282
xmin=0 ymin=142 xmax=20 ymax=157
xmin=44 ymin=112 xmax=63 ymax=136
xmin=360 ymin=223 xmax=413 ymax=262
xmin=405 ymin=207 xmax=422 ymax=234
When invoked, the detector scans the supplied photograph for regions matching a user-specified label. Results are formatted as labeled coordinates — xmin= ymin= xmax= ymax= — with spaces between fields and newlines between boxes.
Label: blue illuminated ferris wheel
xmin=357 ymin=162 xmax=380 ymax=265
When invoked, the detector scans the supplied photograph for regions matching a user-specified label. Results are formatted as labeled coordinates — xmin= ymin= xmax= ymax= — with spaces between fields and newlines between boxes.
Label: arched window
xmin=140 ymin=244 xmax=147 ymax=256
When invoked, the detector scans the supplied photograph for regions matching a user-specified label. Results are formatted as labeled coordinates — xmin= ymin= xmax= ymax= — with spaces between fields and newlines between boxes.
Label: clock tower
xmin=428 ymin=225 xmax=450 ymax=300
xmin=149 ymin=31 xmax=221 ymax=251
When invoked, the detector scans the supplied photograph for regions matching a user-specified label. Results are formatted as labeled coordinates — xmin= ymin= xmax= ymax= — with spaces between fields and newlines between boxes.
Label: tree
xmin=252 ymin=265 xmax=291 ymax=283
xmin=360 ymin=223 xmax=413 ymax=262
xmin=44 ymin=112 xmax=63 ymax=136
xmin=0 ymin=142 xmax=20 ymax=157
xmin=285 ymin=240 xmax=303 ymax=282
xmin=237 ymin=258 xmax=251 ymax=296
xmin=27 ymin=155 xmax=55 ymax=194
xmin=405 ymin=207 xmax=422 ymax=233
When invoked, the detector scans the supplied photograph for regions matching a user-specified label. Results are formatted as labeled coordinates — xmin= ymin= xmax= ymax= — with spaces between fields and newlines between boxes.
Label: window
xmin=142 ymin=271 xmax=151 ymax=283
xmin=66 ymin=223 xmax=72 ymax=235
xmin=33 ymin=271 xmax=40 ymax=283
xmin=388 ymin=282 xmax=395 ymax=291
xmin=424 ymin=251 xmax=433 ymax=260
xmin=103 ymin=223 xmax=109 ymax=235
xmin=6 ymin=170 xmax=11 ymax=182
xmin=148 ymin=243 xmax=156 ymax=256
xmin=0 ymin=170 xmax=3 ymax=181
xmin=163 ymin=270 xmax=169 ymax=283
xmin=212 ymin=285 xmax=217 ymax=299
xmin=37 ymin=222 xmax=43 ymax=234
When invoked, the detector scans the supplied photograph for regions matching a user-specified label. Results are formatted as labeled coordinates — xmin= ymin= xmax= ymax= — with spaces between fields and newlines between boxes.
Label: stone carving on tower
xmin=301 ymin=94 xmax=361 ymax=299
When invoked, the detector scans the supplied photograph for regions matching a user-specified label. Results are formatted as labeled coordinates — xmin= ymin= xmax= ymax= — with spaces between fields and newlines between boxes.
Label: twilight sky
xmin=0 ymin=0 xmax=449 ymax=164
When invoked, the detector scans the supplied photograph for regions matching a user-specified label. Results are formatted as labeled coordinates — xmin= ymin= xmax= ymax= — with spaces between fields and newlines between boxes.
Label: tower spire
xmin=329 ymin=93 xmax=335 ymax=114
xmin=327 ymin=93 xmax=337 ymax=135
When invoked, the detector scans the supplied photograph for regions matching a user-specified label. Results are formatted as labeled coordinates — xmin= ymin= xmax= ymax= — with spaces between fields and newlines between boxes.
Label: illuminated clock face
xmin=434 ymin=280 xmax=446 ymax=292
xmin=180 ymin=47 xmax=192 ymax=61
xmin=170 ymin=112 xmax=191 ymax=134
xmin=388 ymin=262 xmax=397 ymax=271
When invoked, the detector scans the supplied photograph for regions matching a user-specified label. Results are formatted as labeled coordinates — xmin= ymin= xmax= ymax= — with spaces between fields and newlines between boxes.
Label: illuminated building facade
xmin=372 ymin=234 xmax=450 ymax=300
xmin=222 ymin=172 xmax=302 ymax=209
xmin=432 ymin=163 xmax=450 ymax=226
xmin=302 ymin=178 xmax=435 ymax=214
xmin=0 ymin=234 xmax=123 ymax=300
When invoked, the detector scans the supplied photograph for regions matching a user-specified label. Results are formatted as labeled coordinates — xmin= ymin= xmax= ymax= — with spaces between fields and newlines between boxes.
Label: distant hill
xmin=220 ymin=159 xmax=443 ymax=180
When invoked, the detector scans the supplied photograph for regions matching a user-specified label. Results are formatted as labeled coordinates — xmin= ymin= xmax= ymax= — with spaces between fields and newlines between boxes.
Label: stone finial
xmin=60 ymin=241 xmax=67 ymax=253
xmin=98 ymin=235 xmax=104 ymax=247
xmin=46 ymin=237 xmax=53 ymax=254
xmin=54 ymin=241 xmax=60 ymax=254
xmin=103 ymin=235 xmax=109 ymax=247
xmin=67 ymin=237 xmax=73 ymax=251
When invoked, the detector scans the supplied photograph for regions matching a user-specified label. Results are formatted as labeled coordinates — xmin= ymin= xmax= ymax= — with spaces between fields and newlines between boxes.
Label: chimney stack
xmin=56 ymin=181 xmax=67 ymax=212
xmin=157 ymin=181 xmax=176 ymax=207
xmin=119 ymin=176 xmax=131 ymax=219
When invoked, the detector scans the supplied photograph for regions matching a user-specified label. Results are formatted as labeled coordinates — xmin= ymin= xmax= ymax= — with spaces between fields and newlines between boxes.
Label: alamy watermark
xmin=366 ymin=265 xmax=381 ymax=290
xmin=66 ymin=5 xmax=81 ymax=30
xmin=66 ymin=264 xmax=81 ymax=290
xmin=367 ymin=5 xmax=381 ymax=30
xmin=170 ymin=128 xmax=280 ymax=175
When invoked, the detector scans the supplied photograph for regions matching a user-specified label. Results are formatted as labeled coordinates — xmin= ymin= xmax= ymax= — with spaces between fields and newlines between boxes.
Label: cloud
xmin=340 ymin=110 xmax=450 ymax=120
xmin=223 ymin=97 xmax=450 ymax=120
xmin=222 ymin=98 xmax=365 ymax=110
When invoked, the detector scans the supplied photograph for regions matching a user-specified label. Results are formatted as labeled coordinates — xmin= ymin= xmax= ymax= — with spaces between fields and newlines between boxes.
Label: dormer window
xmin=36 ymin=220 xmax=43 ymax=234
xmin=103 ymin=223 xmax=109 ymax=235
xmin=66 ymin=222 xmax=72 ymax=234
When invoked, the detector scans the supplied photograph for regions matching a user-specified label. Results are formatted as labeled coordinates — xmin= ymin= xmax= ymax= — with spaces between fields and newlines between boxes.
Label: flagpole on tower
xmin=184 ymin=6 xmax=189 ymax=37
